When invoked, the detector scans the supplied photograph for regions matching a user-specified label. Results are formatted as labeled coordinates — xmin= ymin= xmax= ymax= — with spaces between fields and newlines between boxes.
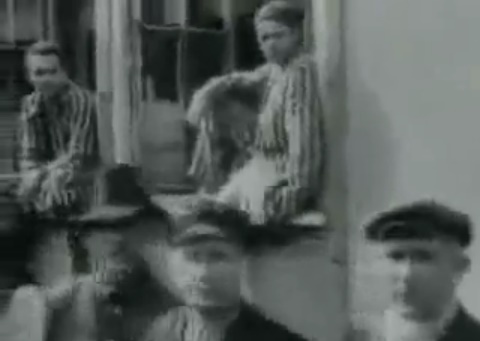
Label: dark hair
xmin=166 ymin=199 xmax=251 ymax=247
xmin=254 ymin=1 xmax=305 ymax=29
xmin=25 ymin=40 xmax=64 ymax=65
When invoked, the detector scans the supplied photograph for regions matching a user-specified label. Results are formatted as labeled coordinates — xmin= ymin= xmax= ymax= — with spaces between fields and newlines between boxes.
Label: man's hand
xmin=187 ymin=76 xmax=229 ymax=127
xmin=16 ymin=168 xmax=45 ymax=201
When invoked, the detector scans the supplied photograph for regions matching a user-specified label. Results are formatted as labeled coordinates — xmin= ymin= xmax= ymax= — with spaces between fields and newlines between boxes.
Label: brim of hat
xmin=70 ymin=205 xmax=142 ymax=224
xmin=172 ymin=224 xmax=230 ymax=245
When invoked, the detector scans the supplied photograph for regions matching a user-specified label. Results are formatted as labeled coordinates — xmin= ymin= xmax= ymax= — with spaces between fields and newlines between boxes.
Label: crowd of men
xmin=1 ymin=1 xmax=480 ymax=341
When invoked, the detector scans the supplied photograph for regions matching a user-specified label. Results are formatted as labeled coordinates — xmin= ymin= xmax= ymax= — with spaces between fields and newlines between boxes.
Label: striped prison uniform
xmin=15 ymin=81 xmax=101 ymax=217
xmin=188 ymin=54 xmax=325 ymax=224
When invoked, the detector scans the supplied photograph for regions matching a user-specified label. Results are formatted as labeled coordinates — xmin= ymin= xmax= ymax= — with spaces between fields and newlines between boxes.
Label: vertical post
xmin=94 ymin=0 xmax=114 ymax=165
xmin=7 ymin=0 xmax=15 ymax=43
xmin=222 ymin=0 xmax=236 ymax=71
xmin=47 ymin=0 xmax=57 ymax=41
xmin=111 ymin=0 xmax=139 ymax=165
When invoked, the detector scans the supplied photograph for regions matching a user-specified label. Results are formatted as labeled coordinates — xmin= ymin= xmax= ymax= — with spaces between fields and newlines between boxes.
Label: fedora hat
xmin=67 ymin=164 xmax=167 ymax=230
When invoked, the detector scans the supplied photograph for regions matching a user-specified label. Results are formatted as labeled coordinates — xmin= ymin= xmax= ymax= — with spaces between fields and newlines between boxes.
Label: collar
xmin=385 ymin=299 xmax=460 ymax=340
xmin=26 ymin=81 xmax=74 ymax=119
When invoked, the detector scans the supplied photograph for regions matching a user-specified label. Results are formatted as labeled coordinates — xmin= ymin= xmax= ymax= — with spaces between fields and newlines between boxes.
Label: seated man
xmin=144 ymin=200 xmax=309 ymax=341
xmin=15 ymin=40 xmax=100 ymax=217
xmin=187 ymin=1 xmax=325 ymax=225
xmin=40 ymin=166 xmax=178 ymax=341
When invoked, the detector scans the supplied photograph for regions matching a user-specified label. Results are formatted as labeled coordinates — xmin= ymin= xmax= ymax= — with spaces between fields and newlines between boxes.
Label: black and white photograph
xmin=2 ymin=0 xmax=480 ymax=341
xmin=1 ymin=0 xmax=346 ymax=340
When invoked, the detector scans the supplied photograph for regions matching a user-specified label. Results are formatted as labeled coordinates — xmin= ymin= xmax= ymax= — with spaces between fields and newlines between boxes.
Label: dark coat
xmin=144 ymin=303 xmax=310 ymax=341
xmin=440 ymin=306 xmax=480 ymax=341
xmin=348 ymin=305 xmax=480 ymax=341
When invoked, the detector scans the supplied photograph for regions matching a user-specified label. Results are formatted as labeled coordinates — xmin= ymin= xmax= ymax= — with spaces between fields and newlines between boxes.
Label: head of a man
xmin=165 ymin=201 xmax=250 ymax=311
xmin=25 ymin=41 xmax=68 ymax=96
xmin=254 ymin=1 xmax=304 ymax=65
xmin=365 ymin=201 xmax=472 ymax=322
xmin=80 ymin=203 xmax=169 ymax=292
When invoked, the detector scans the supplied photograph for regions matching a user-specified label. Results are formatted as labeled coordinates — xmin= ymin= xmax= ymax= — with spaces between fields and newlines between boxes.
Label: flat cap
xmin=255 ymin=1 xmax=305 ymax=28
xmin=167 ymin=199 xmax=251 ymax=248
xmin=363 ymin=200 xmax=473 ymax=248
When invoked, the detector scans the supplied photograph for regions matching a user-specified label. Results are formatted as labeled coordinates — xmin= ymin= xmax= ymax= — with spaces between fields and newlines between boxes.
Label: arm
xmin=16 ymin=94 xmax=47 ymax=173
xmin=272 ymin=58 xmax=325 ymax=217
xmin=38 ymin=89 xmax=100 ymax=209
xmin=187 ymin=64 xmax=271 ymax=127
xmin=58 ymin=88 xmax=100 ymax=172
xmin=15 ymin=94 xmax=49 ymax=199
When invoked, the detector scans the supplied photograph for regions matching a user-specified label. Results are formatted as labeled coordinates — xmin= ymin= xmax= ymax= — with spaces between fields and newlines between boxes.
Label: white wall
xmin=345 ymin=0 xmax=480 ymax=317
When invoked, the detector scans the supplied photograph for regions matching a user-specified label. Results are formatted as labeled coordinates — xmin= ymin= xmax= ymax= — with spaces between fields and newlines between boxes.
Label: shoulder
xmin=454 ymin=307 xmax=480 ymax=337
xmin=66 ymin=83 xmax=96 ymax=108
xmin=147 ymin=306 xmax=189 ymax=340
xmin=290 ymin=54 xmax=317 ymax=72
xmin=347 ymin=312 xmax=384 ymax=341
xmin=238 ymin=305 xmax=310 ymax=341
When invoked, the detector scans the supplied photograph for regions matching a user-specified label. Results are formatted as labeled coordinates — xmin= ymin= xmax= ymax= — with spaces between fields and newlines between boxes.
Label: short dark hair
xmin=255 ymin=1 xmax=305 ymax=29
xmin=166 ymin=200 xmax=251 ymax=248
xmin=25 ymin=40 xmax=64 ymax=65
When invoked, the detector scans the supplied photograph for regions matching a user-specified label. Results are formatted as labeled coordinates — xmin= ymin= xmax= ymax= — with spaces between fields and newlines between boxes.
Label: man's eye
xmin=208 ymin=251 xmax=229 ymax=262
xmin=412 ymin=251 xmax=433 ymax=262
xmin=388 ymin=252 xmax=405 ymax=262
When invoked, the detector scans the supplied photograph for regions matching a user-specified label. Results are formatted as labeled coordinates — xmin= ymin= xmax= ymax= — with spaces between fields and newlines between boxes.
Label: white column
xmin=111 ymin=0 xmax=141 ymax=165
xmin=94 ymin=0 xmax=114 ymax=165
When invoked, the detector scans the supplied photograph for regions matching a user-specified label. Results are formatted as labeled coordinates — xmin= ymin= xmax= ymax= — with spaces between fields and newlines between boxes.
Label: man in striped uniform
xmin=16 ymin=41 xmax=100 ymax=217
xmin=187 ymin=1 xmax=325 ymax=225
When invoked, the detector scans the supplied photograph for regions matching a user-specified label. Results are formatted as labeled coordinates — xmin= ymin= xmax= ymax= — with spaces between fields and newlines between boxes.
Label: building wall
xmin=345 ymin=0 xmax=480 ymax=317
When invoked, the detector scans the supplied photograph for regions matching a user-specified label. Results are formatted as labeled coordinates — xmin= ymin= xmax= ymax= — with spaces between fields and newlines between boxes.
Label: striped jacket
xmin=143 ymin=304 xmax=309 ymax=341
xmin=188 ymin=54 xmax=325 ymax=222
xmin=15 ymin=82 xmax=100 ymax=216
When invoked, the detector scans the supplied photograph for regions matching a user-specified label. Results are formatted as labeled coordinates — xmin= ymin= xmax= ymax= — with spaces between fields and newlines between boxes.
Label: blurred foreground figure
xmin=188 ymin=1 xmax=325 ymax=225
xmin=41 ymin=165 xmax=178 ymax=341
xmin=350 ymin=200 xmax=480 ymax=341
xmin=144 ymin=200 xmax=309 ymax=341
xmin=15 ymin=40 xmax=100 ymax=217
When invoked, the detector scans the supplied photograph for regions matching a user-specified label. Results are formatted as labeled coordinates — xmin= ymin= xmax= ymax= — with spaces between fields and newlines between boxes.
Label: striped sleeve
xmin=187 ymin=64 xmax=270 ymax=127
xmin=16 ymin=93 xmax=47 ymax=172
xmin=280 ymin=58 xmax=325 ymax=214
xmin=65 ymin=87 xmax=100 ymax=170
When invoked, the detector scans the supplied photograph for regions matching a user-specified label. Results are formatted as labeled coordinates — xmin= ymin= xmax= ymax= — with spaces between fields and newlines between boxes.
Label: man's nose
xmin=191 ymin=263 xmax=212 ymax=282
xmin=395 ymin=260 xmax=415 ymax=280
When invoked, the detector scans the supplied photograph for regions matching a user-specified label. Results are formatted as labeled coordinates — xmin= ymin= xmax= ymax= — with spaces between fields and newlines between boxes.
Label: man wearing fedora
xmin=349 ymin=200 xmax=480 ymax=341
xmin=143 ymin=200 xmax=309 ymax=341
xmin=39 ymin=166 xmax=179 ymax=341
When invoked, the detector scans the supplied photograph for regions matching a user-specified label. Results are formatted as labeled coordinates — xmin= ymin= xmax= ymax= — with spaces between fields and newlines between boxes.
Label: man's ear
xmin=460 ymin=254 xmax=471 ymax=273
xmin=454 ymin=252 xmax=471 ymax=276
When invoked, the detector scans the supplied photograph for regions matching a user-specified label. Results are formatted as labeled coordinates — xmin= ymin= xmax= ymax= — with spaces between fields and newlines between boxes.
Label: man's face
xmin=168 ymin=227 xmax=244 ymax=309
xmin=85 ymin=231 xmax=136 ymax=290
xmin=256 ymin=20 xmax=300 ymax=64
xmin=381 ymin=239 xmax=467 ymax=320
xmin=26 ymin=54 xmax=66 ymax=96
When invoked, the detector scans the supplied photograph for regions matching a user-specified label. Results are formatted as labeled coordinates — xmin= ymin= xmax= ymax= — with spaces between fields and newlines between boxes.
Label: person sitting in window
xmin=187 ymin=1 xmax=325 ymax=225
xmin=15 ymin=41 xmax=100 ymax=218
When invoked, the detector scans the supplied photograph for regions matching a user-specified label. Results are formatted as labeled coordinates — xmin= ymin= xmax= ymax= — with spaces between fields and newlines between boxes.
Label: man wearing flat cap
xmin=38 ymin=165 xmax=179 ymax=341
xmin=143 ymin=200 xmax=309 ymax=341
xmin=349 ymin=200 xmax=480 ymax=341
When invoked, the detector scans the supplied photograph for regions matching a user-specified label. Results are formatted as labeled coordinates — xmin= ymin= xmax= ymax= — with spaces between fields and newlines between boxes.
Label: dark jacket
xmin=440 ymin=306 xmax=480 ymax=341
xmin=348 ymin=305 xmax=480 ymax=341
xmin=144 ymin=303 xmax=310 ymax=341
